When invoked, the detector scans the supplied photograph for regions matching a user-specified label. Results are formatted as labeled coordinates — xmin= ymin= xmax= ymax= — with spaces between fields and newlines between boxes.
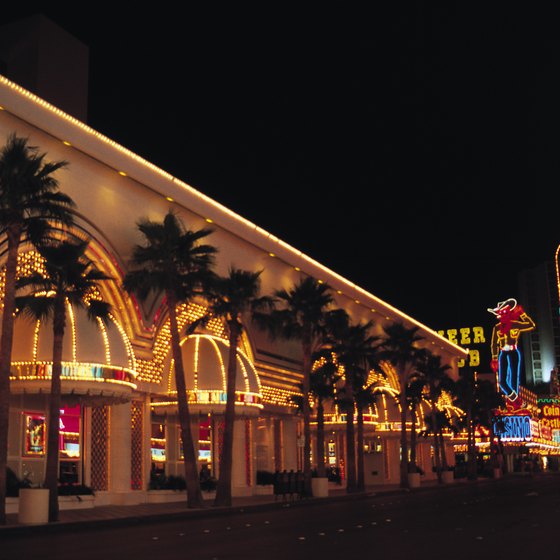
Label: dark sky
xmin=2 ymin=6 xmax=560 ymax=333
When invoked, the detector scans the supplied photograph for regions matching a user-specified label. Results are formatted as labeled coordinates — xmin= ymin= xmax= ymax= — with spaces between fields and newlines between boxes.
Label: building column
xmin=109 ymin=401 xmax=138 ymax=504
xmin=384 ymin=437 xmax=400 ymax=483
xmin=282 ymin=416 xmax=298 ymax=471
xmin=255 ymin=416 xmax=273 ymax=473
xmin=232 ymin=418 xmax=252 ymax=496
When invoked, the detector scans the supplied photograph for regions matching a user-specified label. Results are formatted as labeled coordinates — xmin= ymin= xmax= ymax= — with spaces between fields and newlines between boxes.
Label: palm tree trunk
xmin=214 ymin=324 xmax=240 ymax=507
xmin=356 ymin=404 xmax=365 ymax=491
xmin=316 ymin=399 xmax=326 ymax=478
xmin=465 ymin=377 xmax=477 ymax=480
xmin=439 ymin=428 xmax=448 ymax=470
xmin=45 ymin=296 xmax=65 ymax=522
xmin=167 ymin=292 xmax=204 ymax=509
xmin=409 ymin=404 xmax=417 ymax=472
xmin=301 ymin=334 xmax=313 ymax=497
xmin=399 ymin=383 xmax=409 ymax=488
xmin=344 ymin=380 xmax=357 ymax=493
xmin=431 ymin=404 xmax=442 ymax=484
xmin=0 ymin=228 xmax=21 ymax=525
xmin=466 ymin=414 xmax=477 ymax=480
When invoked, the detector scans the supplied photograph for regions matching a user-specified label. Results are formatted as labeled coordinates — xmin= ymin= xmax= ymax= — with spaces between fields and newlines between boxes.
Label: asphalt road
xmin=1 ymin=474 xmax=558 ymax=560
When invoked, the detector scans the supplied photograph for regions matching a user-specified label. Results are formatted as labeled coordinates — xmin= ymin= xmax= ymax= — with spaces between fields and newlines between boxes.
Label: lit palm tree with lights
xmin=418 ymin=351 xmax=454 ymax=483
xmin=378 ymin=322 xmax=424 ymax=489
xmin=406 ymin=373 xmax=427 ymax=475
xmin=354 ymin=382 xmax=379 ymax=491
xmin=123 ymin=211 xmax=217 ymax=509
xmin=455 ymin=367 xmax=478 ymax=480
xmin=0 ymin=134 xmax=74 ymax=525
xmin=15 ymin=239 xmax=111 ymax=522
xmin=255 ymin=276 xmax=343 ymax=497
xmin=309 ymin=356 xmax=341 ymax=479
xmin=328 ymin=318 xmax=379 ymax=493
xmin=204 ymin=267 xmax=275 ymax=507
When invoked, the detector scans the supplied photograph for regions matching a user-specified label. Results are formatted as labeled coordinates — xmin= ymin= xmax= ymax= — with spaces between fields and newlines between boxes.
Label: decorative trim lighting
xmin=0 ymin=74 xmax=466 ymax=359
xmin=11 ymin=361 xmax=137 ymax=389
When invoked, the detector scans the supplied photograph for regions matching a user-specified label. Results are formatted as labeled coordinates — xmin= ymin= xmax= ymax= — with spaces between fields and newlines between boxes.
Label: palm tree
xmin=309 ymin=356 xmax=340 ymax=478
xmin=328 ymin=318 xmax=379 ymax=493
xmin=254 ymin=276 xmax=343 ymax=497
xmin=455 ymin=366 xmax=478 ymax=480
xmin=406 ymin=374 xmax=426 ymax=474
xmin=204 ymin=267 xmax=275 ymax=507
xmin=420 ymin=352 xmax=453 ymax=483
xmin=123 ymin=211 xmax=217 ymax=509
xmin=354 ymin=382 xmax=378 ymax=491
xmin=15 ymin=239 xmax=111 ymax=522
xmin=379 ymin=322 xmax=424 ymax=488
xmin=0 ymin=134 xmax=74 ymax=524
xmin=473 ymin=378 xmax=504 ymax=475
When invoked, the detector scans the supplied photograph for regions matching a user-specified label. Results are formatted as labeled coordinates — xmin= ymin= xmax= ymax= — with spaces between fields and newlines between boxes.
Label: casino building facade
xmin=0 ymin=54 xmax=467 ymax=505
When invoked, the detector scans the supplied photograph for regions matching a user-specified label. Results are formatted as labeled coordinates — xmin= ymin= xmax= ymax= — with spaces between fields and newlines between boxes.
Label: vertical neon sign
xmin=488 ymin=298 xmax=535 ymax=409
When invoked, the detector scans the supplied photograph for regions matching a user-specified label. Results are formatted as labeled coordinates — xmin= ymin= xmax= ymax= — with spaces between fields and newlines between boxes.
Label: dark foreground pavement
xmin=0 ymin=474 xmax=505 ymax=536
xmin=1 ymin=472 xmax=558 ymax=560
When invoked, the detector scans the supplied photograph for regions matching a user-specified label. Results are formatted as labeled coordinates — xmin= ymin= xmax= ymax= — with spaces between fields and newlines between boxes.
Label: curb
xmin=0 ymin=477 xmax=500 ymax=537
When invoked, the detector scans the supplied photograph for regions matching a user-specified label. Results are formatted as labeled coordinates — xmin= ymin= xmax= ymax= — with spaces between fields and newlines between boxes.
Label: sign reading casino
xmin=493 ymin=415 xmax=533 ymax=442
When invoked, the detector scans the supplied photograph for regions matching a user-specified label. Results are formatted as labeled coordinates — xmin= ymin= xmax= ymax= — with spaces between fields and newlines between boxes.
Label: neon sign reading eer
xmin=436 ymin=326 xmax=486 ymax=368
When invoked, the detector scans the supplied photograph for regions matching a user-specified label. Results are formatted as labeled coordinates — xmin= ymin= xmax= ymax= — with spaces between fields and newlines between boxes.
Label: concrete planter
xmin=18 ymin=488 xmax=49 ymax=525
xmin=442 ymin=470 xmax=454 ymax=484
xmin=59 ymin=494 xmax=95 ymax=510
xmin=408 ymin=472 xmax=421 ymax=488
xmin=311 ymin=477 xmax=329 ymax=497
xmin=146 ymin=490 xmax=186 ymax=503
xmin=6 ymin=493 xmax=94 ymax=515
xmin=254 ymin=485 xmax=274 ymax=495
xmin=6 ymin=497 xmax=18 ymax=514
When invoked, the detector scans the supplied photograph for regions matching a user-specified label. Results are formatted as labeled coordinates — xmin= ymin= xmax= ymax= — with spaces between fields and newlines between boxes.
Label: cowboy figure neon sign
xmin=488 ymin=298 xmax=535 ymax=408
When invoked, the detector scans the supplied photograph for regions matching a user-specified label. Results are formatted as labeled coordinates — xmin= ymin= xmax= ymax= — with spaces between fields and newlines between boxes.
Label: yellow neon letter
xmin=468 ymin=349 xmax=480 ymax=367
xmin=472 ymin=327 xmax=485 ymax=344
xmin=447 ymin=329 xmax=458 ymax=344
xmin=460 ymin=328 xmax=471 ymax=345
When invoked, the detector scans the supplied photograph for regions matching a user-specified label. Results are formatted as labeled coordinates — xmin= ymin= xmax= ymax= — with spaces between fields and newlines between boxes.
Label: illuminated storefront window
xmin=59 ymin=405 xmax=81 ymax=459
xmin=199 ymin=416 xmax=212 ymax=464
xmin=151 ymin=422 xmax=166 ymax=467
xmin=328 ymin=440 xmax=337 ymax=466
xmin=176 ymin=417 xmax=213 ymax=465
xmin=24 ymin=412 xmax=46 ymax=456
xmin=59 ymin=405 xmax=81 ymax=483
xmin=23 ymin=406 xmax=82 ymax=483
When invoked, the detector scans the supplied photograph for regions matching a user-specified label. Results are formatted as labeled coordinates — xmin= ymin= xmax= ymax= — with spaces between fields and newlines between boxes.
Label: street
xmin=1 ymin=474 xmax=558 ymax=560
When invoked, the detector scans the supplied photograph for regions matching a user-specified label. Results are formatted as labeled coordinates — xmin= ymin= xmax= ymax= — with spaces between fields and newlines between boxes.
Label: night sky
xmin=2 ymin=6 xmax=560 ymax=333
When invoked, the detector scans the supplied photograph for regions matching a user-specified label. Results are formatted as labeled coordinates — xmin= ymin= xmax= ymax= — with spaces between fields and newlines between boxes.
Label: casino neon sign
xmin=494 ymin=415 xmax=533 ymax=442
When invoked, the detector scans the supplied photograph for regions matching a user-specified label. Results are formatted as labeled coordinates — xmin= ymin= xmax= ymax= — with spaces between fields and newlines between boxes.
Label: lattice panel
xmin=214 ymin=419 xmax=224 ymax=477
xmin=245 ymin=419 xmax=252 ymax=487
xmin=274 ymin=418 xmax=283 ymax=472
xmin=90 ymin=406 xmax=109 ymax=491
xmin=130 ymin=401 xmax=143 ymax=490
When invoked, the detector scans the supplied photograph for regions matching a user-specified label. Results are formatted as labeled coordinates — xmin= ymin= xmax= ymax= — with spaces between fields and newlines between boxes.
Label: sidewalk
xmin=0 ymin=478 xmax=470 ymax=536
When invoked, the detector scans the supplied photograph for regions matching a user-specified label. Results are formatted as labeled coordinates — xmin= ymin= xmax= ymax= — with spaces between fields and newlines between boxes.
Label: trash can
xmin=18 ymin=488 xmax=49 ymax=524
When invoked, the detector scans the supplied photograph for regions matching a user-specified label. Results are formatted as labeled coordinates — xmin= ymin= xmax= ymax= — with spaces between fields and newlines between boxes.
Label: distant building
xmin=0 ymin=14 xmax=89 ymax=122
xmin=517 ymin=258 xmax=560 ymax=386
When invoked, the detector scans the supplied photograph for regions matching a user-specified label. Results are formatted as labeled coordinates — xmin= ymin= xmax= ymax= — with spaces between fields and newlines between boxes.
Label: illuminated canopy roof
xmin=9 ymin=302 xmax=137 ymax=400
xmin=153 ymin=334 xmax=263 ymax=416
